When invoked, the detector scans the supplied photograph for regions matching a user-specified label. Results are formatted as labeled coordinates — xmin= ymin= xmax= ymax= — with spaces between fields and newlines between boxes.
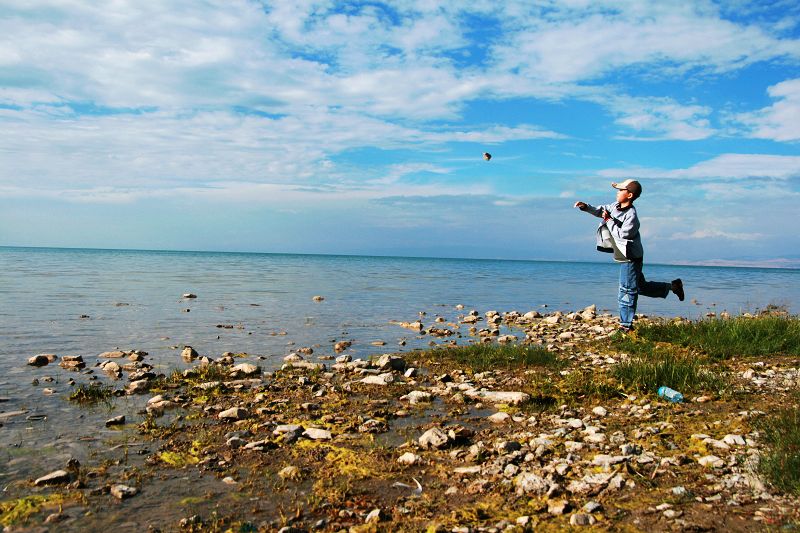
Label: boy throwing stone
xmin=575 ymin=179 xmax=684 ymax=332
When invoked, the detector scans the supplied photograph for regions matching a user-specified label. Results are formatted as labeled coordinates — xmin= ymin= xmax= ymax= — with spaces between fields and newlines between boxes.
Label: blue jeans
xmin=618 ymin=258 xmax=671 ymax=328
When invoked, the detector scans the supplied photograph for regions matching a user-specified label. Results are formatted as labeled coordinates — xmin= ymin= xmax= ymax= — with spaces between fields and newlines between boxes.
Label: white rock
xmin=403 ymin=390 xmax=432 ymax=405
xmin=110 ymin=484 xmax=138 ymax=499
xmin=419 ymin=427 xmax=450 ymax=449
xmin=592 ymin=454 xmax=626 ymax=467
xmin=360 ymin=374 xmax=394 ymax=386
xmin=487 ymin=412 xmax=511 ymax=424
xmin=397 ymin=452 xmax=420 ymax=466
xmin=723 ymin=434 xmax=746 ymax=446
xmin=698 ymin=455 xmax=725 ymax=468
xmin=465 ymin=390 xmax=530 ymax=405
xmin=514 ymin=472 xmax=549 ymax=495
xmin=592 ymin=406 xmax=608 ymax=417
xmin=230 ymin=363 xmax=260 ymax=376
xmin=303 ymin=428 xmax=332 ymax=440
xmin=453 ymin=466 xmax=482 ymax=475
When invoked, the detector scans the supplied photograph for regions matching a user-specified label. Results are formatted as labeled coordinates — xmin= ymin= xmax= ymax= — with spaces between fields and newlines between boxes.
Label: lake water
xmin=0 ymin=246 xmax=798 ymax=481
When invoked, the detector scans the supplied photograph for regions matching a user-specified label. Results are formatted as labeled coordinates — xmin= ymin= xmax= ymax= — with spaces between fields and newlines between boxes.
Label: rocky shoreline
xmin=4 ymin=306 xmax=800 ymax=531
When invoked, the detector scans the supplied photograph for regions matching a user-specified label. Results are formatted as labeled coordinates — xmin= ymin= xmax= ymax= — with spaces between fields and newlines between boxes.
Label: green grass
xmin=428 ymin=343 xmax=562 ymax=371
xmin=634 ymin=316 xmax=800 ymax=358
xmin=560 ymin=370 xmax=624 ymax=402
xmin=612 ymin=351 xmax=728 ymax=395
xmin=68 ymin=383 xmax=113 ymax=405
xmin=757 ymin=402 xmax=800 ymax=495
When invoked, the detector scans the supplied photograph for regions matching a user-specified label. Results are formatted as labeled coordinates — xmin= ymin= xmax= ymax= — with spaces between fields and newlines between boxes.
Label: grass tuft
xmin=634 ymin=316 xmax=800 ymax=358
xmin=757 ymin=403 xmax=800 ymax=495
xmin=612 ymin=351 xmax=727 ymax=395
xmin=68 ymin=383 xmax=113 ymax=405
xmin=428 ymin=343 xmax=562 ymax=371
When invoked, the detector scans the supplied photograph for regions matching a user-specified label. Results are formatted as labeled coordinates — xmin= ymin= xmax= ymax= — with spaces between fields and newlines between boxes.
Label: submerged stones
xmin=110 ymin=484 xmax=138 ymax=499
xmin=28 ymin=354 xmax=57 ymax=367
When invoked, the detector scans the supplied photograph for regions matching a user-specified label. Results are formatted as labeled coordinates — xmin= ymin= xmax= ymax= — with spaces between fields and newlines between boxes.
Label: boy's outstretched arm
xmin=574 ymin=201 xmax=605 ymax=218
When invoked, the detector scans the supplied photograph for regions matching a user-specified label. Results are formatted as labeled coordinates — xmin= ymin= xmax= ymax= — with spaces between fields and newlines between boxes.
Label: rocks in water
xmin=126 ymin=380 xmax=150 ymax=395
xmin=34 ymin=470 xmax=70 ymax=486
xmin=110 ymin=484 xmax=138 ymax=499
xmin=99 ymin=351 xmax=126 ymax=358
xmin=59 ymin=355 xmax=85 ymax=371
xmin=334 ymin=341 xmax=351 ymax=352
xmin=401 ymin=390 xmax=432 ymax=405
xmin=218 ymin=407 xmax=249 ymax=420
xmin=419 ymin=427 xmax=450 ymax=449
xmin=105 ymin=415 xmax=125 ymax=427
xmin=399 ymin=321 xmax=424 ymax=331
xmin=312 ymin=295 xmax=325 ymax=301
xmin=101 ymin=361 xmax=122 ymax=379
xmin=182 ymin=293 xmax=197 ymax=299
xmin=28 ymin=354 xmax=57 ymax=367
xmin=181 ymin=346 xmax=198 ymax=362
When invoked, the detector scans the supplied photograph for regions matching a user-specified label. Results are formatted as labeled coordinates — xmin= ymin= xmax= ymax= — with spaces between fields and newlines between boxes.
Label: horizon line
xmin=2 ymin=244 xmax=799 ymax=271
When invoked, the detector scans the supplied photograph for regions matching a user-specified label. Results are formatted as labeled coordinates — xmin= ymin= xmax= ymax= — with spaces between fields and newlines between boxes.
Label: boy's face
xmin=616 ymin=188 xmax=633 ymax=204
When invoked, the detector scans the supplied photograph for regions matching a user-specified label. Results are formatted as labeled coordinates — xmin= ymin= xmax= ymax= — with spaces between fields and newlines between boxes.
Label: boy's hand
xmin=574 ymin=201 xmax=587 ymax=211
xmin=600 ymin=208 xmax=611 ymax=221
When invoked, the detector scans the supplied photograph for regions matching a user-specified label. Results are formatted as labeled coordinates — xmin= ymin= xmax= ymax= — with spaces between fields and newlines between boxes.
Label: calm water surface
xmin=0 ymin=246 xmax=798 ymax=482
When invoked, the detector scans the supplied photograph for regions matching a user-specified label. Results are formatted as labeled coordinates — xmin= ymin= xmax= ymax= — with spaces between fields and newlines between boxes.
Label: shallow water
xmin=0 ymin=246 xmax=798 ymax=484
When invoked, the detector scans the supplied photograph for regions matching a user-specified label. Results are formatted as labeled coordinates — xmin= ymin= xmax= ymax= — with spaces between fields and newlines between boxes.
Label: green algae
xmin=0 ymin=493 xmax=80 ymax=527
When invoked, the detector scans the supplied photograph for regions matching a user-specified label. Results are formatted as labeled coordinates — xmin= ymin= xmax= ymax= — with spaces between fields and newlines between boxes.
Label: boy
xmin=574 ymin=179 xmax=684 ymax=332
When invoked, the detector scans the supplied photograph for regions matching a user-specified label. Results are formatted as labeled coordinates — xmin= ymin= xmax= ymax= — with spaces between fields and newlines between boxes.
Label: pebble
xmin=570 ymin=513 xmax=596 ymax=526
xmin=397 ymin=452 xmax=420 ymax=466
xmin=218 ymin=407 xmax=248 ymax=420
xmin=487 ymin=412 xmax=511 ymax=424
xmin=592 ymin=406 xmax=608 ymax=417
xmin=110 ymin=484 xmax=138 ymax=499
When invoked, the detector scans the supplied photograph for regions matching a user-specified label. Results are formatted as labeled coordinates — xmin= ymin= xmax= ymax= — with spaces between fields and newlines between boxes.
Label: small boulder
xmin=34 ymin=470 xmax=70 ymax=486
xmin=218 ymin=407 xmax=248 ymax=420
xmin=28 ymin=354 xmax=57 ymax=367
xmin=419 ymin=427 xmax=450 ymax=449
xmin=110 ymin=484 xmax=138 ymax=499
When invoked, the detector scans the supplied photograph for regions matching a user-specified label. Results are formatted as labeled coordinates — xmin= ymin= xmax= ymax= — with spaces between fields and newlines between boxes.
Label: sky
xmin=2 ymin=0 xmax=800 ymax=266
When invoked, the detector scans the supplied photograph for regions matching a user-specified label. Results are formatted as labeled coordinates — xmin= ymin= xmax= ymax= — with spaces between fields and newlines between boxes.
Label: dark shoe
xmin=671 ymin=279 xmax=685 ymax=301
xmin=619 ymin=325 xmax=633 ymax=334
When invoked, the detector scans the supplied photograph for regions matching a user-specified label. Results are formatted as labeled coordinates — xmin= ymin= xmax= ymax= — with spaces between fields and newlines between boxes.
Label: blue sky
xmin=2 ymin=1 xmax=800 ymax=266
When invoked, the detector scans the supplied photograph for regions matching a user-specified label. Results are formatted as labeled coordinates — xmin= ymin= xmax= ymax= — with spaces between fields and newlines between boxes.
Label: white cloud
xmin=599 ymin=153 xmax=800 ymax=180
xmin=669 ymin=229 xmax=764 ymax=241
xmin=736 ymin=78 xmax=800 ymax=141
xmin=491 ymin=2 xmax=800 ymax=83
xmin=603 ymin=95 xmax=715 ymax=140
